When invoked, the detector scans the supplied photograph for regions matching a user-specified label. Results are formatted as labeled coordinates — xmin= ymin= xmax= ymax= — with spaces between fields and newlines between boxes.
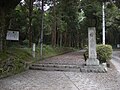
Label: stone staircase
xmin=29 ymin=63 xmax=82 ymax=72
xmin=29 ymin=51 xmax=107 ymax=73
xmin=29 ymin=63 xmax=107 ymax=73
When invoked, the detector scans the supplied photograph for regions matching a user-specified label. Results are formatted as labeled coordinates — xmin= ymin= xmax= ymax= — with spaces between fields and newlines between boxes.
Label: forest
xmin=0 ymin=0 xmax=120 ymax=52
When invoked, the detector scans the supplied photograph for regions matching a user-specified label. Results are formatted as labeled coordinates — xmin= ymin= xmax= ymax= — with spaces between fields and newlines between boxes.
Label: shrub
xmin=22 ymin=39 xmax=29 ymax=46
xmin=97 ymin=44 xmax=112 ymax=63
xmin=84 ymin=44 xmax=112 ymax=63
xmin=0 ymin=48 xmax=32 ymax=78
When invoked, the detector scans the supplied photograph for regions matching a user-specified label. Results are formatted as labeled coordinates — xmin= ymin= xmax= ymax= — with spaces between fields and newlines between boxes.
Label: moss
xmin=0 ymin=48 xmax=33 ymax=78
xmin=7 ymin=48 xmax=33 ymax=61
xmin=0 ymin=52 xmax=9 ymax=60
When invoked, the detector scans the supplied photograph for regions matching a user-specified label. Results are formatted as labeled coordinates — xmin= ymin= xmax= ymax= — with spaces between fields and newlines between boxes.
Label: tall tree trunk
xmin=0 ymin=9 xmax=6 ymax=52
xmin=28 ymin=0 xmax=33 ymax=47
xmin=79 ymin=33 xmax=83 ymax=48
xmin=63 ymin=31 xmax=67 ymax=47
xmin=0 ymin=30 xmax=2 ymax=52
xmin=52 ymin=0 xmax=57 ymax=47
xmin=60 ymin=32 xmax=62 ymax=47
xmin=57 ymin=30 xmax=59 ymax=46
xmin=69 ymin=33 xmax=71 ymax=47
xmin=0 ymin=0 xmax=21 ymax=52
xmin=40 ymin=0 xmax=44 ymax=58
xmin=76 ymin=31 xmax=79 ymax=48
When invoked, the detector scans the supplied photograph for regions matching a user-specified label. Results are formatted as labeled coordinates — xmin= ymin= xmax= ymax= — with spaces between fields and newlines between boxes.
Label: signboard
xmin=6 ymin=31 xmax=19 ymax=41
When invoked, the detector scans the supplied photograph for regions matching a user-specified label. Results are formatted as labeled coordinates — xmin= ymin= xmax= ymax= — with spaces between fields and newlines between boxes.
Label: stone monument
xmin=80 ymin=27 xmax=107 ymax=73
xmin=86 ymin=27 xmax=99 ymax=66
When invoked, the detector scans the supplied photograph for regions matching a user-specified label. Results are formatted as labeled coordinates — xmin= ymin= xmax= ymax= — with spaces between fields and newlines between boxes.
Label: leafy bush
xmin=97 ymin=44 xmax=112 ymax=63
xmin=22 ymin=39 xmax=29 ymax=46
xmin=84 ymin=44 xmax=112 ymax=63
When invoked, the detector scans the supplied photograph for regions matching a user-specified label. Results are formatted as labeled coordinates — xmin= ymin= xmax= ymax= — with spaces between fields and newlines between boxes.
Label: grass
xmin=0 ymin=45 xmax=75 ymax=78
xmin=37 ymin=45 xmax=74 ymax=59
xmin=0 ymin=48 xmax=33 ymax=78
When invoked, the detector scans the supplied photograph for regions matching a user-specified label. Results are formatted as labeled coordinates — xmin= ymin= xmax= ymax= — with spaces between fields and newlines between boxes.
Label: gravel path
xmin=39 ymin=51 xmax=85 ymax=65
xmin=111 ymin=51 xmax=120 ymax=73
xmin=0 ymin=51 xmax=120 ymax=90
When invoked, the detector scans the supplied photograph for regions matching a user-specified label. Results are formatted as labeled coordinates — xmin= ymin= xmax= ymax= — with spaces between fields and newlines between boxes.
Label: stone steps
xmin=29 ymin=63 xmax=82 ymax=72
xmin=29 ymin=63 xmax=107 ymax=73
xmin=80 ymin=65 xmax=107 ymax=73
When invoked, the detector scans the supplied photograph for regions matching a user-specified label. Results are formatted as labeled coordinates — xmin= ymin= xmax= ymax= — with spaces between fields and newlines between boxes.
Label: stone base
xmin=86 ymin=58 xmax=99 ymax=66
xmin=80 ymin=65 xmax=107 ymax=73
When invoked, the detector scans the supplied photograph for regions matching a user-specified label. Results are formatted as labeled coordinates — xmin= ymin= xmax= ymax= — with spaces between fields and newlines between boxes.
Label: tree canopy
xmin=0 ymin=0 xmax=21 ymax=10
xmin=0 ymin=0 xmax=120 ymax=52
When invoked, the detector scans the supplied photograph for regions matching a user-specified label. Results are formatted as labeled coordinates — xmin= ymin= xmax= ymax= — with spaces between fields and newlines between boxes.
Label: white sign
xmin=33 ymin=43 xmax=36 ymax=52
xmin=6 ymin=31 xmax=19 ymax=41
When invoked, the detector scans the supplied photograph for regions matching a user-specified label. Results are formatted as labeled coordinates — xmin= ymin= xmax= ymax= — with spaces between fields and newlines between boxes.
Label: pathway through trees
xmin=1 ymin=51 xmax=120 ymax=90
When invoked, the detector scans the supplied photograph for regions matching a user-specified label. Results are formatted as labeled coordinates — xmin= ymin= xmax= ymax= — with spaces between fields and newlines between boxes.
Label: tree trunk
xmin=0 ymin=9 xmax=6 ymax=52
xmin=0 ymin=30 xmax=2 ymax=51
xmin=0 ymin=0 xmax=21 ymax=52
xmin=69 ymin=33 xmax=71 ymax=47
xmin=76 ymin=31 xmax=79 ymax=48
xmin=57 ymin=30 xmax=59 ymax=47
xmin=63 ymin=31 xmax=67 ymax=47
xmin=79 ymin=33 xmax=83 ymax=49
xmin=60 ymin=32 xmax=62 ymax=47
xmin=28 ymin=0 xmax=33 ymax=47
xmin=52 ymin=0 xmax=57 ymax=47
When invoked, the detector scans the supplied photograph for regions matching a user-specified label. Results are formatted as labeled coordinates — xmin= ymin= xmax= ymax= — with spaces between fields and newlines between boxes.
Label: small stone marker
xmin=86 ymin=27 xmax=99 ymax=66
xmin=32 ymin=43 xmax=36 ymax=58
xmin=117 ymin=44 xmax=120 ymax=48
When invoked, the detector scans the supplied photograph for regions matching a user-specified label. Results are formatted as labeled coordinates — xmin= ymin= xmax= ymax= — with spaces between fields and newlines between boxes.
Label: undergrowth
xmin=0 ymin=45 xmax=74 ymax=78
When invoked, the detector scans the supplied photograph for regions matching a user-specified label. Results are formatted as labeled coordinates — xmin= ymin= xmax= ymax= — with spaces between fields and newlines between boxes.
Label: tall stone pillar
xmin=86 ymin=27 xmax=99 ymax=66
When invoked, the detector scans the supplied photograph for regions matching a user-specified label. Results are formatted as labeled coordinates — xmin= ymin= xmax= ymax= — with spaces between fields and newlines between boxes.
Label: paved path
xmin=38 ymin=51 xmax=85 ymax=65
xmin=111 ymin=51 xmax=120 ymax=73
xmin=0 ymin=51 xmax=120 ymax=90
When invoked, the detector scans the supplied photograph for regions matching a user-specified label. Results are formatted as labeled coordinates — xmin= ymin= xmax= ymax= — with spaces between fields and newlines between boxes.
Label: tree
xmin=106 ymin=5 xmax=120 ymax=46
xmin=24 ymin=0 xmax=34 ymax=47
xmin=0 ymin=0 xmax=21 ymax=52
xmin=2 ymin=0 xmax=119 ymax=50
xmin=51 ymin=0 xmax=57 ymax=47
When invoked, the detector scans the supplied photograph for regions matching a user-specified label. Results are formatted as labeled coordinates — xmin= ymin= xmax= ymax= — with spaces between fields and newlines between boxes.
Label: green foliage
xmin=35 ymin=44 xmax=74 ymax=59
xmin=106 ymin=5 xmax=120 ymax=46
xmin=1 ymin=0 xmax=120 ymax=51
xmin=81 ymin=0 xmax=101 ymax=18
xmin=0 ymin=45 xmax=74 ymax=78
xmin=84 ymin=44 xmax=112 ymax=63
xmin=115 ymin=1 xmax=120 ymax=8
xmin=22 ymin=39 xmax=29 ymax=46
xmin=96 ymin=44 xmax=112 ymax=63
xmin=80 ymin=0 xmax=120 ymax=46
xmin=0 ymin=48 xmax=33 ymax=78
